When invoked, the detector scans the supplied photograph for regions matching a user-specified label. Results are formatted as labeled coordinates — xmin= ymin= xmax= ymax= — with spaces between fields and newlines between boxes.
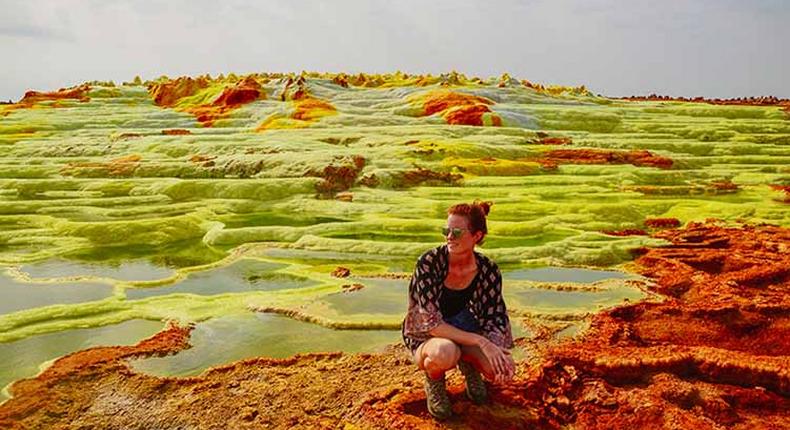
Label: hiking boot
xmin=424 ymin=373 xmax=452 ymax=420
xmin=458 ymin=360 xmax=488 ymax=405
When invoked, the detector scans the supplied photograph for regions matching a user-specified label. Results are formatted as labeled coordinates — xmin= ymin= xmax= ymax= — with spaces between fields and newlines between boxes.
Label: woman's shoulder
xmin=473 ymin=249 xmax=499 ymax=271
xmin=474 ymin=251 xmax=502 ymax=287
xmin=417 ymin=244 xmax=447 ymax=264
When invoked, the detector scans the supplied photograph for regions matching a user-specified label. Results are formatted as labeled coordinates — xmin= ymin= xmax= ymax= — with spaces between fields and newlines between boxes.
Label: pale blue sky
xmin=1 ymin=0 xmax=788 ymax=101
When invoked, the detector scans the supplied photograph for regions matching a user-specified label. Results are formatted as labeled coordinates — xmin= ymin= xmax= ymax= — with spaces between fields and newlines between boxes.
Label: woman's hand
xmin=497 ymin=349 xmax=515 ymax=384
xmin=478 ymin=338 xmax=515 ymax=384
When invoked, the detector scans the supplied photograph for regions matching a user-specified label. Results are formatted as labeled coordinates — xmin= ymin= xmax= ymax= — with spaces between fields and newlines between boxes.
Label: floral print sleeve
xmin=476 ymin=262 xmax=514 ymax=349
xmin=402 ymin=248 xmax=444 ymax=346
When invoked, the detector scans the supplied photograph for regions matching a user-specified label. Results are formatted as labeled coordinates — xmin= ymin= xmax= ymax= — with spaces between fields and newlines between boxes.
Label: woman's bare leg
xmin=459 ymin=344 xmax=496 ymax=380
xmin=460 ymin=344 xmax=516 ymax=384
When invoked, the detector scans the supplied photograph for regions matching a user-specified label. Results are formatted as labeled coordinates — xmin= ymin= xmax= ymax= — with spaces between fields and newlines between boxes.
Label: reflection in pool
xmin=131 ymin=312 xmax=533 ymax=378
xmin=318 ymin=266 xmax=640 ymax=319
xmin=259 ymin=248 xmax=414 ymax=272
xmin=125 ymin=259 xmax=316 ymax=300
xmin=504 ymin=267 xmax=630 ymax=283
xmin=0 ymin=319 xmax=163 ymax=401
xmin=508 ymin=285 xmax=645 ymax=313
xmin=0 ymin=272 xmax=113 ymax=314
xmin=322 ymin=278 xmax=408 ymax=316
xmin=131 ymin=313 xmax=401 ymax=377
xmin=502 ymin=266 xmax=643 ymax=313
xmin=0 ymin=264 xmax=641 ymax=397
xmin=20 ymin=259 xmax=175 ymax=282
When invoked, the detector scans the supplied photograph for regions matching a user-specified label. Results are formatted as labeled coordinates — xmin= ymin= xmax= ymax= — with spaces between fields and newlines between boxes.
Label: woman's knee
xmin=422 ymin=338 xmax=461 ymax=372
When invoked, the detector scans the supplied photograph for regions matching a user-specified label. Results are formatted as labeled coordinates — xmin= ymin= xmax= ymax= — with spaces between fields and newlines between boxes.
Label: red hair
xmin=447 ymin=200 xmax=492 ymax=244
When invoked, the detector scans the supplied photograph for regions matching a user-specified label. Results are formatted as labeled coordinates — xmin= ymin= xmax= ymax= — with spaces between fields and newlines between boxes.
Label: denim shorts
xmin=443 ymin=307 xmax=480 ymax=333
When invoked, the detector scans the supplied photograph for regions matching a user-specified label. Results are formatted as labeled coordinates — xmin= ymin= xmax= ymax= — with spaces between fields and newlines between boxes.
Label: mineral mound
xmin=148 ymin=75 xmax=264 ymax=126
xmin=418 ymin=90 xmax=502 ymax=126
xmin=18 ymin=85 xmax=92 ymax=105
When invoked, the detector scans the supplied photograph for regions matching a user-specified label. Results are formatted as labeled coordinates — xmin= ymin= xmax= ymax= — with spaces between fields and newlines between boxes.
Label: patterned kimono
xmin=401 ymin=244 xmax=514 ymax=355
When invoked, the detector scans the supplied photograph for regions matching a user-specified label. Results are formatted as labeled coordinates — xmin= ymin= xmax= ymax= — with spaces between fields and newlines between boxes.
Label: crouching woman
xmin=401 ymin=200 xmax=515 ymax=420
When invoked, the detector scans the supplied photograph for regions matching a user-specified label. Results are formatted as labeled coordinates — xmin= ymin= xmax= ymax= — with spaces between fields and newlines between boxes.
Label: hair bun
xmin=474 ymin=200 xmax=493 ymax=216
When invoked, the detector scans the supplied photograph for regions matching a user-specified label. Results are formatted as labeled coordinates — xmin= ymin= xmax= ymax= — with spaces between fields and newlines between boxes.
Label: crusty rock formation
xmin=420 ymin=91 xmax=502 ymax=126
xmin=535 ymin=149 xmax=674 ymax=170
xmin=148 ymin=76 xmax=264 ymax=126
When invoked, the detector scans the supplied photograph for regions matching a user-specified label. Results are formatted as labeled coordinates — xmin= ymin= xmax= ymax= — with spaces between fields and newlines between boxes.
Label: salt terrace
xmin=0 ymin=71 xmax=788 ymax=428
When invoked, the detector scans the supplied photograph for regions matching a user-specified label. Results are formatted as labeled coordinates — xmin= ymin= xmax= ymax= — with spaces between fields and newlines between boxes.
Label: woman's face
xmin=445 ymin=214 xmax=482 ymax=256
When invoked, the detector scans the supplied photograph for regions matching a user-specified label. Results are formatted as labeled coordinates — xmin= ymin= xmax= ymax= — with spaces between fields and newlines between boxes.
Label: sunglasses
xmin=442 ymin=227 xmax=468 ymax=239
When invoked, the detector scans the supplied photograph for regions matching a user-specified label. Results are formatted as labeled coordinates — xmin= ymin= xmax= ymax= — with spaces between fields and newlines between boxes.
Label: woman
xmin=402 ymin=200 xmax=515 ymax=420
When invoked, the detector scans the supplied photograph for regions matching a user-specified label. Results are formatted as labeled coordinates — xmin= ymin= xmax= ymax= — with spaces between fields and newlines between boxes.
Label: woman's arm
xmin=403 ymin=249 xmax=444 ymax=339
xmin=428 ymin=321 xmax=487 ymax=346
xmin=479 ymin=263 xmax=514 ymax=349
xmin=475 ymin=261 xmax=516 ymax=382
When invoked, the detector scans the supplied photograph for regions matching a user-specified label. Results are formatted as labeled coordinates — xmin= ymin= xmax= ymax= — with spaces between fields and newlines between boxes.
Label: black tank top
xmin=440 ymin=274 xmax=478 ymax=318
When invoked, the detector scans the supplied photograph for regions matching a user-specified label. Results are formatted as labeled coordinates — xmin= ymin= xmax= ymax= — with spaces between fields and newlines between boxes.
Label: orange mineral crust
xmin=534 ymin=149 xmax=674 ymax=169
xmin=1 ymin=223 xmax=788 ymax=429
xmin=420 ymin=91 xmax=502 ymax=126
xmin=292 ymin=98 xmax=337 ymax=121
xmin=278 ymin=75 xmax=311 ymax=101
xmin=18 ymin=85 xmax=92 ymax=105
xmin=1 ymin=84 xmax=92 ymax=116
xmin=161 ymin=128 xmax=192 ymax=135
xmin=305 ymin=155 xmax=366 ymax=196
xmin=255 ymin=75 xmax=338 ymax=131
xmin=771 ymin=185 xmax=790 ymax=203
xmin=148 ymin=76 xmax=263 ymax=126
xmin=188 ymin=78 xmax=263 ymax=126
xmin=211 ymin=76 xmax=262 ymax=107
xmin=0 ymin=323 xmax=192 ymax=430
xmin=536 ymin=136 xmax=573 ymax=145
xmin=601 ymin=228 xmax=648 ymax=237
xmin=644 ymin=218 xmax=682 ymax=229
xmin=539 ymin=222 xmax=790 ymax=429
xmin=256 ymin=96 xmax=337 ymax=131
xmin=148 ymin=76 xmax=210 ymax=107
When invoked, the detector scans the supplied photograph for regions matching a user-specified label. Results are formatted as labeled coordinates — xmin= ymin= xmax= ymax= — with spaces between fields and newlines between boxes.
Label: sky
xmin=1 ymin=0 xmax=788 ymax=101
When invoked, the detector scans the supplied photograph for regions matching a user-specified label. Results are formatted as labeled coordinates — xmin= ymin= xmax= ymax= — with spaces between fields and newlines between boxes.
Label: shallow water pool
xmin=508 ymin=285 xmax=645 ymax=314
xmin=0 ymin=271 xmax=113 ymax=314
xmin=130 ymin=313 xmax=401 ymax=377
xmin=0 ymin=319 xmax=164 ymax=401
xmin=125 ymin=259 xmax=316 ymax=300
xmin=130 ymin=311 xmax=538 ymax=378
xmin=313 ymin=266 xmax=641 ymax=319
xmin=504 ymin=267 xmax=630 ymax=283
xmin=20 ymin=259 xmax=175 ymax=282
xmin=321 ymin=278 xmax=408 ymax=316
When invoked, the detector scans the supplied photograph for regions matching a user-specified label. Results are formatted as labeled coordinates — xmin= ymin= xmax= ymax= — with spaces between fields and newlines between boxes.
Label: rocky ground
xmin=1 ymin=221 xmax=788 ymax=429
